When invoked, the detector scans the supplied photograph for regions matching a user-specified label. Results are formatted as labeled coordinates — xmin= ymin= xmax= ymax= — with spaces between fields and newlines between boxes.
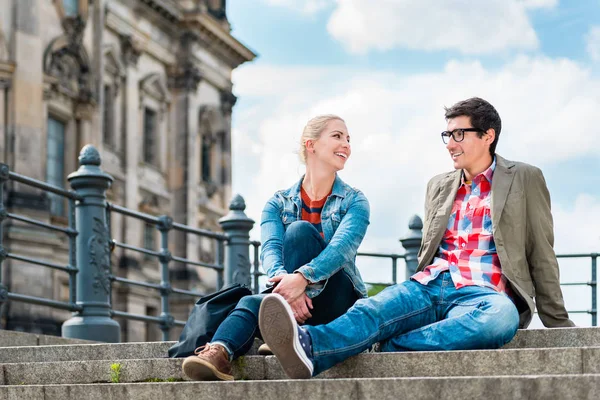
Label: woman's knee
xmin=284 ymin=221 xmax=321 ymax=244
xmin=235 ymin=294 xmax=263 ymax=315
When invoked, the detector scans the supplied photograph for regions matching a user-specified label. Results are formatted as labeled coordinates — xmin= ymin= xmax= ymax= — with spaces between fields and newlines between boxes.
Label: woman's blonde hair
xmin=299 ymin=114 xmax=345 ymax=164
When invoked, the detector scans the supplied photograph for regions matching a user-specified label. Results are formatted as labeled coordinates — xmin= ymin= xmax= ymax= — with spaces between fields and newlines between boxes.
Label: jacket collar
xmin=287 ymin=173 xmax=346 ymax=200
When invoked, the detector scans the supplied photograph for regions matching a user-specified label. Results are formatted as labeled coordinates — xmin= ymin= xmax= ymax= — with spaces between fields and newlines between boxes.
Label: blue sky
xmin=227 ymin=0 xmax=600 ymax=326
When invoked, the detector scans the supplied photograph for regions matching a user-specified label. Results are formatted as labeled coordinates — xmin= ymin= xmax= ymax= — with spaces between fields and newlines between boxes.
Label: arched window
xmin=201 ymin=134 xmax=212 ymax=183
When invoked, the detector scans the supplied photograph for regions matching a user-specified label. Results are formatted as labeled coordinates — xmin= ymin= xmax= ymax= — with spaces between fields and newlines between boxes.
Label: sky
xmin=226 ymin=0 xmax=600 ymax=327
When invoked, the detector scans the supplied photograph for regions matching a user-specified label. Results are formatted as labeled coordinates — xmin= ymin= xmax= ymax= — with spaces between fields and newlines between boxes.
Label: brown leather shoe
xmin=182 ymin=343 xmax=234 ymax=381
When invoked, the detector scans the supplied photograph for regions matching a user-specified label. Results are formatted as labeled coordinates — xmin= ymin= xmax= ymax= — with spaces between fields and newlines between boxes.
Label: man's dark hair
xmin=444 ymin=97 xmax=501 ymax=156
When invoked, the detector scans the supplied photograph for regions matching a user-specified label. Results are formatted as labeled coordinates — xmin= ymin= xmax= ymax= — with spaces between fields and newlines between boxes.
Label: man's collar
xmin=462 ymin=156 xmax=496 ymax=185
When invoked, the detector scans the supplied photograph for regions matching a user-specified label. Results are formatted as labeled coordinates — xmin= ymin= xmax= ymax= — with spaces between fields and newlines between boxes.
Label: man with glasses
xmin=257 ymin=97 xmax=575 ymax=380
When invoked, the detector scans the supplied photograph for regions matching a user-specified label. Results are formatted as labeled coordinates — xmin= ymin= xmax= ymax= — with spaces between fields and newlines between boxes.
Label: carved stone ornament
xmin=43 ymin=16 xmax=94 ymax=103
xmin=119 ymin=34 xmax=142 ymax=66
xmin=167 ymin=32 xmax=203 ymax=91
xmin=89 ymin=217 xmax=112 ymax=295
xmin=220 ymin=89 xmax=237 ymax=115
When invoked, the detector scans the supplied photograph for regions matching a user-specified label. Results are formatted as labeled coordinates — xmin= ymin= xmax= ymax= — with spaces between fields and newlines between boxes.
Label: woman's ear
xmin=305 ymin=140 xmax=314 ymax=153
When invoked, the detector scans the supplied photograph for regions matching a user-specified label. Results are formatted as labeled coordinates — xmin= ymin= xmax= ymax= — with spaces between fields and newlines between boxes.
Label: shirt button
xmin=461 ymin=243 xmax=466 ymax=248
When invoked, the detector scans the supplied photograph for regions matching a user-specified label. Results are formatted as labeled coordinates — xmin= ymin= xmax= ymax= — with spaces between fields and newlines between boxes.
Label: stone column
xmin=220 ymin=89 xmax=236 ymax=207
xmin=120 ymin=35 xmax=141 ymax=249
xmin=167 ymin=32 xmax=202 ymax=280
xmin=0 ymin=80 xmax=7 ymax=161
xmin=11 ymin=0 xmax=44 ymax=181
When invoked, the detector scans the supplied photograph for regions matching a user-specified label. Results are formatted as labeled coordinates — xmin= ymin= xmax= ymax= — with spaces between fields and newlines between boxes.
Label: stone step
xmin=0 ymin=329 xmax=95 ymax=347
xmin=0 ymin=327 xmax=596 ymax=364
xmin=502 ymin=327 xmax=600 ymax=349
xmin=2 ymin=375 xmax=600 ymax=400
xmin=2 ymin=346 xmax=600 ymax=385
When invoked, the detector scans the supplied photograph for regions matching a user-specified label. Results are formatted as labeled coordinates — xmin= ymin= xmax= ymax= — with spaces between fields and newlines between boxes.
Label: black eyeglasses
xmin=441 ymin=128 xmax=485 ymax=144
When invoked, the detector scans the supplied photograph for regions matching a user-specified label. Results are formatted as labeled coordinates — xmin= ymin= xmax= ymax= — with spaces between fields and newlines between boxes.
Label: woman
xmin=182 ymin=114 xmax=370 ymax=381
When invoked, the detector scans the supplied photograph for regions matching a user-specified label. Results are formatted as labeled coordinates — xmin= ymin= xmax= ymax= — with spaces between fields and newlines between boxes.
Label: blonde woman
xmin=182 ymin=115 xmax=370 ymax=381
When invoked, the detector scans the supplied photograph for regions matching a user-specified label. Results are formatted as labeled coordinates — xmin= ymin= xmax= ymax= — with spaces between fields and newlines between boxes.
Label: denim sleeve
xmin=259 ymin=195 xmax=288 ymax=278
xmin=296 ymin=190 xmax=370 ymax=283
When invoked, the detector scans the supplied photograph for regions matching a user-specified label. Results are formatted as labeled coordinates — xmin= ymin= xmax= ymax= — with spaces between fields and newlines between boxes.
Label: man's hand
xmin=270 ymin=272 xmax=309 ymax=302
xmin=288 ymin=294 xmax=313 ymax=324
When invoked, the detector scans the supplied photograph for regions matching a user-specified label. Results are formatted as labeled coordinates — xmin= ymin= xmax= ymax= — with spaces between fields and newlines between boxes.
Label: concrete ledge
xmin=1 ymin=357 xmax=265 ymax=385
xmin=2 ymin=375 xmax=600 ymax=400
xmin=0 ymin=341 xmax=175 ymax=364
xmin=267 ymin=347 xmax=591 ymax=380
xmin=504 ymin=327 xmax=600 ymax=349
xmin=0 ymin=337 xmax=264 ymax=363
xmin=0 ymin=330 xmax=95 ymax=347
xmin=4 ymin=346 xmax=600 ymax=385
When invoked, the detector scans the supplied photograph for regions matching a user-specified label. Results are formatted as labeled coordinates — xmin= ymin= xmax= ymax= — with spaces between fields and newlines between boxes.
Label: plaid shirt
xmin=412 ymin=158 xmax=509 ymax=294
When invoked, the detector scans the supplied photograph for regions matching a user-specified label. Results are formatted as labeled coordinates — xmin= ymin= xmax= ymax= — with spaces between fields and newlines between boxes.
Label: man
xmin=258 ymin=97 xmax=575 ymax=379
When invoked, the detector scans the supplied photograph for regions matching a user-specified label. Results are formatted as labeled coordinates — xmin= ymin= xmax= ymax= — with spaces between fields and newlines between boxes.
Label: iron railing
xmin=0 ymin=145 xmax=256 ymax=342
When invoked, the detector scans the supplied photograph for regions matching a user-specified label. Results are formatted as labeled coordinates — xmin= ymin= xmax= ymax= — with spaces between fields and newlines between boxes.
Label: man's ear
xmin=486 ymin=128 xmax=496 ymax=145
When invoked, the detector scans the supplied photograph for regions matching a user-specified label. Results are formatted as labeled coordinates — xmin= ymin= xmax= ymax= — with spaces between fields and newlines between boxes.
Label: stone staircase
xmin=1 ymin=328 xmax=599 ymax=399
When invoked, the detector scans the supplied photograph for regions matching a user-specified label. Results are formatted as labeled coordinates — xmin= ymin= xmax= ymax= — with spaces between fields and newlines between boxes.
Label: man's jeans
xmin=306 ymin=271 xmax=520 ymax=375
xmin=212 ymin=221 xmax=358 ymax=359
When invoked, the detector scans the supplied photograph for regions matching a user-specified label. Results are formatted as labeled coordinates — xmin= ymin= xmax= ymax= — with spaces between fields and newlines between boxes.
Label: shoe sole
xmin=181 ymin=357 xmax=234 ymax=381
xmin=259 ymin=294 xmax=313 ymax=379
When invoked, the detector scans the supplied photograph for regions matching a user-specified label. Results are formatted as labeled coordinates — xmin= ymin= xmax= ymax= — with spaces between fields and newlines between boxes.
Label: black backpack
xmin=168 ymin=283 xmax=252 ymax=358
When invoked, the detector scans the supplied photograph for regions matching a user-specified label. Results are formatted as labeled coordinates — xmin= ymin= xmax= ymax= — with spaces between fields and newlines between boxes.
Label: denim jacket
xmin=260 ymin=174 xmax=370 ymax=298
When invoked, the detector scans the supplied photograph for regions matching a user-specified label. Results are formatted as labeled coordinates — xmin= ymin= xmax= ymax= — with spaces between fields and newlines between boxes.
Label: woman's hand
xmin=288 ymin=294 xmax=313 ymax=324
xmin=270 ymin=273 xmax=309 ymax=302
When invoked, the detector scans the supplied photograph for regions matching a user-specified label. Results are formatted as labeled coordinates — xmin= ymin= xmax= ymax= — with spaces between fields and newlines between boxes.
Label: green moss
xmin=110 ymin=363 xmax=122 ymax=383
xmin=143 ymin=377 xmax=183 ymax=383
xmin=232 ymin=356 xmax=248 ymax=380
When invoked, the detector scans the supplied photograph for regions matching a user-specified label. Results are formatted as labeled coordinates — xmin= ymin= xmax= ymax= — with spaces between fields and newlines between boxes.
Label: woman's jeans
xmin=212 ymin=221 xmax=359 ymax=359
xmin=306 ymin=271 xmax=520 ymax=375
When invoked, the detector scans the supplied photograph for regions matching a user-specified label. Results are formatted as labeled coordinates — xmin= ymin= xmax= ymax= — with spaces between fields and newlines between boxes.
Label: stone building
xmin=0 ymin=0 xmax=255 ymax=341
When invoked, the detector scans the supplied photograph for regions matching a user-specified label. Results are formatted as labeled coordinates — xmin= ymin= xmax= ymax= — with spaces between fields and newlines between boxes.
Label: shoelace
xmin=193 ymin=343 xmax=224 ymax=357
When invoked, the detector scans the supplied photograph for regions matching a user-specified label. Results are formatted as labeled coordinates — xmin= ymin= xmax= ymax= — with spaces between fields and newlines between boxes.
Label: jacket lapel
xmin=419 ymin=170 xmax=461 ymax=270
xmin=437 ymin=170 xmax=462 ymax=221
xmin=491 ymin=155 xmax=516 ymax=227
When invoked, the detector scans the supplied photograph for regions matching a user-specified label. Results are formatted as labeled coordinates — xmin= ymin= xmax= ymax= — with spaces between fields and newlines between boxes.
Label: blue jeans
xmin=212 ymin=221 xmax=359 ymax=359
xmin=306 ymin=271 xmax=519 ymax=375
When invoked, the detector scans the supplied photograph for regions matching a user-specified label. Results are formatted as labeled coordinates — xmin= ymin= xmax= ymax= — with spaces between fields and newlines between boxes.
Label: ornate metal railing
xmin=0 ymin=145 xmax=257 ymax=342
xmin=355 ymin=250 xmax=598 ymax=326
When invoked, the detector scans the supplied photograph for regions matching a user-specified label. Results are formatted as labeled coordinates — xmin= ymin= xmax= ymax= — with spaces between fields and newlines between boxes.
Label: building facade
xmin=0 ymin=0 xmax=255 ymax=341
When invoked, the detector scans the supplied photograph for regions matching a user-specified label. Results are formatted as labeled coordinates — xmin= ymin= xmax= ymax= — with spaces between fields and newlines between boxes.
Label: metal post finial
xmin=78 ymin=145 xmax=101 ymax=166
xmin=400 ymin=214 xmax=423 ymax=278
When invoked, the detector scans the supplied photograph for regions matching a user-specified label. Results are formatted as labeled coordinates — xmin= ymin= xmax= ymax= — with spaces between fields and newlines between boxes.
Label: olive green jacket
xmin=417 ymin=154 xmax=575 ymax=328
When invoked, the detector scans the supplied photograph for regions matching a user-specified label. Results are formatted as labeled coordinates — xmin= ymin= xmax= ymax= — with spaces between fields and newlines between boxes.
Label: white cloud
xmin=262 ymin=0 xmax=332 ymax=15
xmin=326 ymin=0 xmax=541 ymax=55
xmin=586 ymin=25 xmax=600 ymax=61
xmin=519 ymin=0 xmax=559 ymax=9
xmin=232 ymin=56 xmax=600 ymax=259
